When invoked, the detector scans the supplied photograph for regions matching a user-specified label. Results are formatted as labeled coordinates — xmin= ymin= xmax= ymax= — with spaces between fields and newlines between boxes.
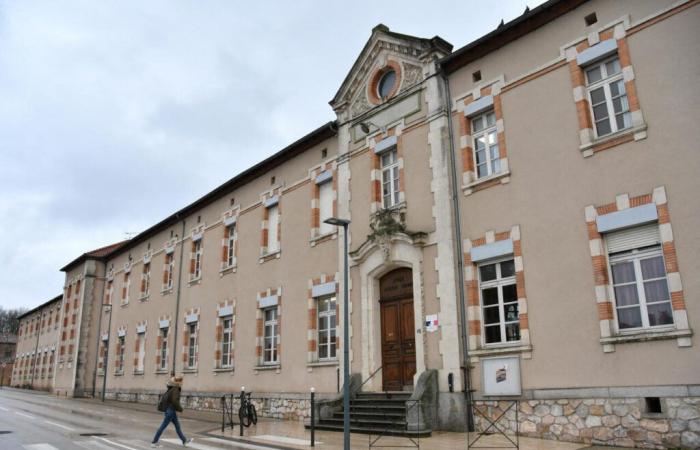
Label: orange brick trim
xmin=214 ymin=300 xmax=235 ymax=369
xmin=367 ymin=59 xmax=403 ymax=105
xmin=260 ymin=189 xmax=282 ymax=257
xmin=255 ymin=287 xmax=282 ymax=366
xmin=584 ymin=186 xmax=691 ymax=352
xmin=307 ymin=274 xmax=340 ymax=363
xmin=181 ymin=308 xmax=200 ymax=369
xmin=310 ymin=162 xmax=338 ymax=240
xmin=463 ymin=225 xmax=531 ymax=355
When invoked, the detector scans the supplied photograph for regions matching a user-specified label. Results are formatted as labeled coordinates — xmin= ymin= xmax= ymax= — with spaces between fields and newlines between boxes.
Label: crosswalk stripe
xmin=16 ymin=411 xmax=36 ymax=419
xmin=205 ymin=437 xmax=280 ymax=450
xmin=0 ymin=406 xmax=9 ymax=411
xmin=94 ymin=437 xmax=142 ymax=450
xmin=162 ymin=438 xmax=224 ymax=450
xmin=44 ymin=420 xmax=76 ymax=431
xmin=23 ymin=444 xmax=60 ymax=450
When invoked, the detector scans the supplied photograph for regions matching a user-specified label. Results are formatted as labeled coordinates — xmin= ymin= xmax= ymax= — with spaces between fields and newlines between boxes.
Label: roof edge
xmin=18 ymin=294 xmax=63 ymax=321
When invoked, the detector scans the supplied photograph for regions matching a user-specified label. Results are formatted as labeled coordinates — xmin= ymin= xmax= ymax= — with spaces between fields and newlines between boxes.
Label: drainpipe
xmin=171 ymin=217 xmax=187 ymax=376
xmin=440 ymin=68 xmax=474 ymax=432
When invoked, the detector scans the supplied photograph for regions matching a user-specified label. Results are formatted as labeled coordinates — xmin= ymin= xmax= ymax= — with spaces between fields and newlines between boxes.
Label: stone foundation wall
xmin=102 ymin=389 xmax=325 ymax=421
xmin=474 ymin=397 xmax=700 ymax=449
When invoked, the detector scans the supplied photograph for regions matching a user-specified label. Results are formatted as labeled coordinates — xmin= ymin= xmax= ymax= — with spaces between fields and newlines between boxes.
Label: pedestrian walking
xmin=151 ymin=375 xmax=193 ymax=447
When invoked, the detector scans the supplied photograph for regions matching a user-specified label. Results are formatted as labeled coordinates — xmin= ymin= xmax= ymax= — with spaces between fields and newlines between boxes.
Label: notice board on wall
xmin=481 ymin=356 xmax=522 ymax=396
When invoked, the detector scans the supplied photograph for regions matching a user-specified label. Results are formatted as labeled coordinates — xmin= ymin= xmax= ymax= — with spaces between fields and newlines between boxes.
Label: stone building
xmin=11 ymin=0 xmax=700 ymax=447
xmin=0 ymin=333 xmax=17 ymax=386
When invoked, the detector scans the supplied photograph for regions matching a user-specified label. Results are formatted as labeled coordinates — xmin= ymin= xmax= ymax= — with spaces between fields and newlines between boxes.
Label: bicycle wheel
xmin=250 ymin=404 xmax=258 ymax=425
xmin=239 ymin=405 xmax=251 ymax=427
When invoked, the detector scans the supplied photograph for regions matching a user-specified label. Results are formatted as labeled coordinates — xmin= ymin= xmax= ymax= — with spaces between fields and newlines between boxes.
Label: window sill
xmin=307 ymin=360 xmax=339 ymax=368
xmin=469 ymin=343 xmax=532 ymax=360
xmin=133 ymin=370 xmax=145 ymax=376
xmin=259 ymin=250 xmax=281 ymax=264
xmin=580 ymin=123 xmax=647 ymax=157
xmin=114 ymin=371 xmax=124 ymax=377
xmin=182 ymin=368 xmax=198 ymax=374
xmin=310 ymin=231 xmax=337 ymax=247
xmin=120 ymin=302 xmax=129 ymax=308
xmin=463 ymin=170 xmax=511 ymax=196
xmin=600 ymin=328 xmax=691 ymax=345
xmin=188 ymin=277 xmax=202 ymax=286
xmin=155 ymin=370 xmax=169 ymax=375
xmin=220 ymin=264 xmax=237 ymax=276
xmin=161 ymin=287 xmax=173 ymax=296
xmin=139 ymin=295 xmax=149 ymax=302
xmin=254 ymin=364 xmax=280 ymax=371
xmin=213 ymin=367 xmax=234 ymax=373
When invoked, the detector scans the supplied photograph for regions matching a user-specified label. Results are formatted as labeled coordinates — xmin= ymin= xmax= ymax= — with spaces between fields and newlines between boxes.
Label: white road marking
xmin=0 ymin=406 xmax=9 ymax=411
xmin=16 ymin=411 xmax=36 ymax=419
xmin=23 ymin=444 xmax=60 ymax=450
xmin=162 ymin=438 xmax=225 ymax=450
xmin=256 ymin=434 xmax=318 ymax=445
xmin=94 ymin=436 xmax=142 ymax=450
xmin=204 ymin=437 xmax=283 ymax=449
xmin=44 ymin=420 xmax=76 ymax=431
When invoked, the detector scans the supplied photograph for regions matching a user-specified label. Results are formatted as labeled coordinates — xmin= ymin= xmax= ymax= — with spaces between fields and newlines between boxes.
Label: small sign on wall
xmin=425 ymin=314 xmax=439 ymax=332
xmin=481 ymin=356 xmax=521 ymax=396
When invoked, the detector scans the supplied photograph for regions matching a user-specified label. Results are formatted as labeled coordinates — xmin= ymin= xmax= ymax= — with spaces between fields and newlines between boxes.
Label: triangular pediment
xmin=330 ymin=24 xmax=452 ymax=117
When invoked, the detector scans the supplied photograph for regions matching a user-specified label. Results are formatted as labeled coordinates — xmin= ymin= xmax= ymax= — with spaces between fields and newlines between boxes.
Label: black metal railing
xmin=358 ymin=365 xmax=383 ymax=392
xmin=467 ymin=400 xmax=519 ymax=449
xmin=220 ymin=393 xmax=243 ymax=436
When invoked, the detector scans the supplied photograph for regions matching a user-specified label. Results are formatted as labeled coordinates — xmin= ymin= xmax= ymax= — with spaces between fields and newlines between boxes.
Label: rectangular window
xmin=319 ymin=181 xmax=334 ymax=235
xmin=142 ymin=263 xmax=150 ymax=297
xmin=193 ymin=241 xmax=202 ymax=279
xmin=380 ymin=148 xmax=400 ymax=208
xmin=226 ymin=224 xmax=236 ymax=267
xmin=478 ymin=259 xmax=520 ymax=345
xmin=187 ymin=322 xmax=197 ymax=369
xmin=122 ymin=272 xmax=130 ymax=305
xmin=159 ymin=328 xmax=169 ymax=371
xmin=471 ymin=110 xmax=500 ymax=179
xmin=136 ymin=332 xmax=145 ymax=372
xmin=317 ymin=295 xmax=337 ymax=360
xmin=609 ymin=246 xmax=673 ymax=330
xmin=267 ymin=205 xmax=280 ymax=252
xmin=263 ymin=308 xmax=278 ymax=364
xmin=164 ymin=253 xmax=174 ymax=289
xmin=221 ymin=317 xmax=233 ymax=368
xmin=117 ymin=336 xmax=125 ymax=373
xmin=585 ymin=56 xmax=630 ymax=137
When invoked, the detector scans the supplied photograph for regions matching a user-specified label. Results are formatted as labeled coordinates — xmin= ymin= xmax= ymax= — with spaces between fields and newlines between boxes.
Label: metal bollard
xmin=239 ymin=386 xmax=245 ymax=437
xmin=310 ymin=387 xmax=315 ymax=447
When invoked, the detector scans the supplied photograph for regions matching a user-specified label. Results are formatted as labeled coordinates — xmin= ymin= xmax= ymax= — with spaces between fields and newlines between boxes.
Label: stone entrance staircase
xmin=309 ymin=391 xmax=431 ymax=437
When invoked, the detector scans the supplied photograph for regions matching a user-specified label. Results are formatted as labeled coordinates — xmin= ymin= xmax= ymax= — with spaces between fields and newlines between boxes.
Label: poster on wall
xmin=481 ymin=356 xmax=522 ymax=396
xmin=425 ymin=314 xmax=439 ymax=332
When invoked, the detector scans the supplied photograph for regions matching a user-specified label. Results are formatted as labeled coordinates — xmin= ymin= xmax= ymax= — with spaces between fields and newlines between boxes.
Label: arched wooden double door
xmin=379 ymin=268 xmax=416 ymax=391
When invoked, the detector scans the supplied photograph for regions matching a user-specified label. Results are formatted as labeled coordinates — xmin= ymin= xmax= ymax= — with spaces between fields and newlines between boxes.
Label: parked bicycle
xmin=239 ymin=391 xmax=258 ymax=427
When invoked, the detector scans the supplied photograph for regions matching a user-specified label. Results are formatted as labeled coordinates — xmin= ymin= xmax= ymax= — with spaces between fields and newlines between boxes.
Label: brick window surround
xmin=189 ymin=225 xmax=205 ymax=281
xmin=457 ymin=81 xmax=510 ymax=195
xmin=584 ymin=186 xmax=691 ymax=352
xmin=566 ymin=21 xmax=647 ymax=157
xmin=307 ymin=274 xmax=339 ymax=364
xmin=182 ymin=308 xmax=200 ymax=370
xmin=155 ymin=315 xmax=171 ymax=372
xmin=260 ymin=189 xmax=282 ymax=261
xmin=464 ymin=225 xmax=532 ymax=361
xmin=310 ymin=163 xmax=338 ymax=243
xmin=214 ymin=301 xmax=235 ymax=370
xmin=255 ymin=287 xmax=282 ymax=368
xmin=220 ymin=207 xmax=240 ymax=271
xmin=370 ymin=126 xmax=405 ymax=213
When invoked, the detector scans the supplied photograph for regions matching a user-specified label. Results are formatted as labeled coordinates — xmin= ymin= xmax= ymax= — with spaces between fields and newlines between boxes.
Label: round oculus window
xmin=377 ymin=69 xmax=397 ymax=100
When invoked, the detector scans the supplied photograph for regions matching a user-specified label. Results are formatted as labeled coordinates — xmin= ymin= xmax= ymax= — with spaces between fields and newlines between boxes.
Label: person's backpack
xmin=157 ymin=387 xmax=171 ymax=412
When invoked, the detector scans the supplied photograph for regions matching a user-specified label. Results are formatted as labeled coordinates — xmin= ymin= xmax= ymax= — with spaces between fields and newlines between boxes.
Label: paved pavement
xmin=0 ymin=387 xmax=273 ymax=450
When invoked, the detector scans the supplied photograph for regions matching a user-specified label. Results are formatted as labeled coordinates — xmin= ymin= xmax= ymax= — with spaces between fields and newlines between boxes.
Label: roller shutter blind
xmin=605 ymin=223 xmax=660 ymax=254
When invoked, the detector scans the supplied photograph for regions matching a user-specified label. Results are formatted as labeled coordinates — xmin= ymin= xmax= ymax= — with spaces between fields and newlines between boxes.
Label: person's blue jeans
xmin=152 ymin=407 xmax=187 ymax=444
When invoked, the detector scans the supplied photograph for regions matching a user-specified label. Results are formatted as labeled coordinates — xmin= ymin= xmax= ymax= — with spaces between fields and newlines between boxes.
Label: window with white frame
xmin=122 ymin=272 xmax=130 ymax=305
xmin=226 ymin=224 xmax=236 ymax=267
xmin=471 ymin=110 xmax=500 ymax=179
xmin=193 ymin=240 xmax=202 ymax=279
xmin=159 ymin=328 xmax=168 ymax=371
xmin=187 ymin=322 xmax=197 ymax=369
xmin=263 ymin=307 xmax=278 ymax=364
xmin=607 ymin=226 xmax=673 ymax=330
xmin=221 ymin=316 xmax=233 ymax=368
xmin=267 ymin=205 xmax=280 ymax=252
xmin=585 ymin=56 xmax=630 ymax=138
xmin=142 ymin=263 xmax=150 ymax=297
xmin=319 ymin=181 xmax=334 ymax=235
xmin=380 ymin=148 xmax=400 ymax=208
xmin=165 ymin=253 xmax=174 ymax=289
xmin=116 ymin=336 xmax=125 ymax=373
xmin=136 ymin=332 xmax=145 ymax=372
xmin=478 ymin=259 xmax=520 ymax=344
xmin=317 ymin=295 xmax=337 ymax=360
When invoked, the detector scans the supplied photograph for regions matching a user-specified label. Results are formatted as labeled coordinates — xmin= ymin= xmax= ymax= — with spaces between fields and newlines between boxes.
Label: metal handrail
xmin=358 ymin=365 xmax=382 ymax=391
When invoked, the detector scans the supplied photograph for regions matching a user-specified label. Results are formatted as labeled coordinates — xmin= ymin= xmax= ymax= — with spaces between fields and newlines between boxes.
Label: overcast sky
xmin=0 ymin=0 xmax=546 ymax=311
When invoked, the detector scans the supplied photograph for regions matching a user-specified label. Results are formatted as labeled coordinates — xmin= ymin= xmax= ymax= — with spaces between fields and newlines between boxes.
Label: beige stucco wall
xmin=12 ymin=299 xmax=61 ymax=390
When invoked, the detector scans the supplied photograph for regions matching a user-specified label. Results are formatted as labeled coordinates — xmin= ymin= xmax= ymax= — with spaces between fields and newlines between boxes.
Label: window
xmin=192 ymin=240 xmax=202 ymax=279
xmin=472 ymin=70 xmax=482 ymax=82
xmin=584 ymin=12 xmax=598 ymax=26
xmin=478 ymin=259 xmax=520 ymax=344
xmin=136 ymin=332 xmax=145 ymax=373
xmin=159 ymin=328 xmax=169 ymax=371
xmin=165 ymin=253 xmax=174 ymax=289
xmin=380 ymin=148 xmax=400 ymax=208
xmin=226 ymin=224 xmax=236 ymax=267
xmin=221 ymin=317 xmax=233 ymax=368
xmin=377 ymin=69 xmax=396 ymax=100
xmin=116 ymin=336 xmax=125 ymax=373
xmin=317 ymin=295 xmax=337 ymax=360
xmin=609 ymin=246 xmax=673 ymax=330
xmin=471 ymin=110 xmax=500 ymax=179
xmin=105 ymin=280 xmax=113 ymax=304
xmin=187 ymin=322 xmax=197 ymax=369
xmin=267 ymin=205 xmax=280 ymax=252
xmin=319 ymin=181 xmax=334 ymax=235
xmin=122 ymin=272 xmax=130 ymax=305
xmin=585 ymin=57 xmax=630 ymax=138
xmin=142 ymin=263 xmax=150 ymax=297
xmin=263 ymin=308 xmax=278 ymax=364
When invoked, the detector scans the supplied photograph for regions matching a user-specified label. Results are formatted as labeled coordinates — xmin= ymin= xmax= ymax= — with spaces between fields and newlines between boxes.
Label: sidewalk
xmin=206 ymin=418 xmax=596 ymax=450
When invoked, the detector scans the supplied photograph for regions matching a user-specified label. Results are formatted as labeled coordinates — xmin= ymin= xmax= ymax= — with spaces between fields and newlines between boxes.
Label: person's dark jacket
xmin=164 ymin=382 xmax=183 ymax=412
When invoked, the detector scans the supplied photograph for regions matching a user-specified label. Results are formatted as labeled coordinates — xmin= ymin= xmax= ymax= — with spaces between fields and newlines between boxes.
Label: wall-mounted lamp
xmin=359 ymin=120 xmax=386 ymax=135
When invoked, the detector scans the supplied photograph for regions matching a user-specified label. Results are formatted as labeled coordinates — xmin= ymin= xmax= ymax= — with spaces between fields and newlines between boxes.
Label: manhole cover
xmin=0 ymin=431 xmax=12 ymax=435
xmin=80 ymin=433 xmax=108 ymax=437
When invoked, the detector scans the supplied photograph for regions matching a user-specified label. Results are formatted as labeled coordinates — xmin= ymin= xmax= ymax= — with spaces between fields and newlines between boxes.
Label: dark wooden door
xmin=379 ymin=269 xmax=416 ymax=391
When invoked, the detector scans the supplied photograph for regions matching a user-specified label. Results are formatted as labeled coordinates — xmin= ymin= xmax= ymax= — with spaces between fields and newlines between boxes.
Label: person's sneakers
xmin=182 ymin=438 xmax=194 ymax=446
xmin=150 ymin=443 xmax=162 ymax=448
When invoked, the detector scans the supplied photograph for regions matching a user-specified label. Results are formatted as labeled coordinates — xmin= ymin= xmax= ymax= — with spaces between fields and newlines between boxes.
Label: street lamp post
xmin=323 ymin=217 xmax=351 ymax=450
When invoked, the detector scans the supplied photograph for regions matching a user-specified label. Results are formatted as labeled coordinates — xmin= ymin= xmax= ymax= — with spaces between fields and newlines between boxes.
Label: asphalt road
xmin=0 ymin=388 xmax=270 ymax=450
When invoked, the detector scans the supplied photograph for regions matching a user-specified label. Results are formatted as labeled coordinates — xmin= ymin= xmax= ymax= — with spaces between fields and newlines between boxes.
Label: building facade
xmin=0 ymin=333 xmax=17 ymax=386
xmin=11 ymin=0 xmax=700 ymax=448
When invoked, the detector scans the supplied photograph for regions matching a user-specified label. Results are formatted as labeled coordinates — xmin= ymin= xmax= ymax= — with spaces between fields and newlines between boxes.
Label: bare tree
xmin=0 ymin=306 xmax=28 ymax=335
